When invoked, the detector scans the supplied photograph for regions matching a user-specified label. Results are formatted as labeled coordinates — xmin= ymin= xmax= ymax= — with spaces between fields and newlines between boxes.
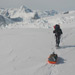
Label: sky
xmin=0 ymin=0 xmax=75 ymax=12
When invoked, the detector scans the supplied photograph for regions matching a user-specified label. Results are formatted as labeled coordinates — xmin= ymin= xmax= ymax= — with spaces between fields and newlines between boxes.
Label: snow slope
xmin=0 ymin=22 xmax=75 ymax=75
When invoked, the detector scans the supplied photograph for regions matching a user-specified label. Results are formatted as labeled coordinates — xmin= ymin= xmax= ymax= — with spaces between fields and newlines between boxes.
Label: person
xmin=53 ymin=24 xmax=63 ymax=47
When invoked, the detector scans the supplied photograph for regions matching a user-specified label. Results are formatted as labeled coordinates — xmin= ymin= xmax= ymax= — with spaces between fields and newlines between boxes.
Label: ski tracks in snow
xmin=34 ymin=63 xmax=58 ymax=75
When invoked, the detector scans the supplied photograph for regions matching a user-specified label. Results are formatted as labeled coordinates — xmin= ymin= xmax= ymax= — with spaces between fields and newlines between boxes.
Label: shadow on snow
xmin=60 ymin=45 xmax=75 ymax=49
xmin=57 ymin=57 xmax=66 ymax=64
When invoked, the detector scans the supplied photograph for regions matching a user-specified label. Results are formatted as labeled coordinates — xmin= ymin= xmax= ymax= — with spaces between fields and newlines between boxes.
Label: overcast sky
xmin=0 ymin=0 xmax=75 ymax=11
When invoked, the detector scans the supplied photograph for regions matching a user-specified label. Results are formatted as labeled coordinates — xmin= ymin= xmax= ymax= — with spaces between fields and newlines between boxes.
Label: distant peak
xmin=20 ymin=5 xmax=27 ymax=9
xmin=19 ymin=5 xmax=32 ymax=13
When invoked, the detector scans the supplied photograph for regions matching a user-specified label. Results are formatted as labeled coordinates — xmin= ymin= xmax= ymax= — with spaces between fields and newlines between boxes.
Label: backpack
xmin=54 ymin=25 xmax=62 ymax=36
xmin=55 ymin=24 xmax=60 ymax=30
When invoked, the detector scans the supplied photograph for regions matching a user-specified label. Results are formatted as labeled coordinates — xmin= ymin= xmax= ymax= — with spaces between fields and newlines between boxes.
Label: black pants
xmin=55 ymin=35 xmax=60 ymax=46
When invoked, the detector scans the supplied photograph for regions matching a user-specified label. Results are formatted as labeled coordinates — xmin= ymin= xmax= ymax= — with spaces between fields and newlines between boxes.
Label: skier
xmin=53 ymin=24 xmax=63 ymax=47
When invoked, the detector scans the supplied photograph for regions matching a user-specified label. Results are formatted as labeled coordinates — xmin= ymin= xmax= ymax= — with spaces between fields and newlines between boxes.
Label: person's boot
xmin=56 ymin=43 xmax=59 ymax=47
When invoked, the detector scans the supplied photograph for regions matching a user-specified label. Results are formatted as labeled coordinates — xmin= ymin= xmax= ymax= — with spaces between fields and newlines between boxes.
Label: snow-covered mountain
xmin=19 ymin=5 xmax=33 ymax=13
xmin=36 ymin=10 xmax=58 ymax=18
xmin=0 ymin=15 xmax=13 ymax=27
xmin=0 ymin=5 xmax=75 ymax=28
xmin=0 ymin=6 xmax=57 ymax=28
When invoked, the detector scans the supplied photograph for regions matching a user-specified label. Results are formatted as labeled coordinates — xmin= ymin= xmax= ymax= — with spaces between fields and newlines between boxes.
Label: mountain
xmin=19 ymin=5 xmax=33 ymax=13
xmin=0 ymin=8 xmax=9 ymax=17
xmin=0 ymin=15 xmax=6 ymax=26
xmin=36 ymin=10 xmax=58 ymax=18
xmin=0 ymin=6 xmax=75 ymax=28
xmin=0 ymin=15 xmax=13 ymax=27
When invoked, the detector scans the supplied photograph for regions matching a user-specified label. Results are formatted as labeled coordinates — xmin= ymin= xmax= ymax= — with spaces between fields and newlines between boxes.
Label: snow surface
xmin=0 ymin=6 xmax=75 ymax=75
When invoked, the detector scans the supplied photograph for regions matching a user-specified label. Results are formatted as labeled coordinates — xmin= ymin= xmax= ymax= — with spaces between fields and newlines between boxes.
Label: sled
xmin=48 ymin=60 xmax=57 ymax=64
xmin=48 ymin=53 xmax=58 ymax=64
